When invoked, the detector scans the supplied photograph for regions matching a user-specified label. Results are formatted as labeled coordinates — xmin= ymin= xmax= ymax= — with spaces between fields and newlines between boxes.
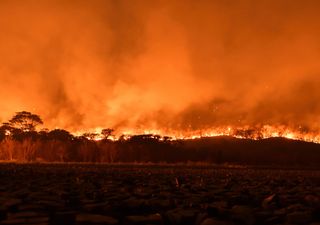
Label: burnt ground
xmin=0 ymin=164 xmax=319 ymax=225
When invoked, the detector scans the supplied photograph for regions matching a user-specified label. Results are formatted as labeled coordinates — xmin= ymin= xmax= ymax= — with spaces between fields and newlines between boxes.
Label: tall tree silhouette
xmin=101 ymin=128 xmax=114 ymax=140
xmin=9 ymin=111 xmax=43 ymax=132
xmin=48 ymin=129 xmax=73 ymax=141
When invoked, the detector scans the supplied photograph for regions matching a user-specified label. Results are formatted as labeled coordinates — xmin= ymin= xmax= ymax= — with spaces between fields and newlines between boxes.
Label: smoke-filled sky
xmin=1 ymin=0 xmax=320 ymax=133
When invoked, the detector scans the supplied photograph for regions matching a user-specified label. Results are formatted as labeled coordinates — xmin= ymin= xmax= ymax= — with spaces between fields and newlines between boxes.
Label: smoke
xmin=0 ymin=0 xmax=320 ymax=133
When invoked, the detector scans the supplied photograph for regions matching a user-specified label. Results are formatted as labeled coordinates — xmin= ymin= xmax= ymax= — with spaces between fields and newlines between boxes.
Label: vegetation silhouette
xmin=0 ymin=111 xmax=320 ymax=166
xmin=9 ymin=111 xmax=43 ymax=132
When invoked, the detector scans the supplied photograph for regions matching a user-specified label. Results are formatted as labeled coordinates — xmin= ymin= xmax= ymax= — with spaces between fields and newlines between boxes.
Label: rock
xmin=262 ymin=194 xmax=279 ymax=209
xmin=0 ymin=206 xmax=7 ymax=221
xmin=287 ymin=204 xmax=306 ymax=212
xmin=228 ymin=194 xmax=251 ymax=206
xmin=273 ymin=207 xmax=287 ymax=216
xmin=148 ymin=199 xmax=173 ymax=210
xmin=0 ymin=217 xmax=49 ymax=224
xmin=8 ymin=211 xmax=47 ymax=219
xmin=50 ymin=211 xmax=76 ymax=225
xmin=12 ymin=189 xmax=29 ymax=200
xmin=0 ymin=218 xmax=27 ymax=224
xmin=200 ymin=218 xmax=233 ymax=225
xmin=3 ymin=199 xmax=22 ymax=212
xmin=122 ymin=198 xmax=147 ymax=210
xmin=313 ymin=207 xmax=320 ymax=221
xmin=37 ymin=200 xmax=65 ymax=212
xmin=287 ymin=211 xmax=312 ymax=224
xmin=26 ymin=217 xmax=49 ymax=224
xmin=83 ymin=202 xmax=110 ymax=213
xmin=124 ymin=213 xmax=162 ymax=225
xmin=165 ymin=208 xmax=199 ymax=225
xmin=76 ymin=213 xmax=118 ymax=225
xmin=195 ymin=213 xmax=208 ymax=225
xmin=207 ymin=201 xmax=228 ymax=218
xmin=265 ymin=216 xmax=284 ymax=224
xmin=231 ymin=205 xmax=255 ymax=225
xmin=255 ymin=211 xmax=273 ymax=223
xmin=18 ymin=204 xmax=43 ymax=212
xmin=304 ymin=195 xmax=320 ymax=207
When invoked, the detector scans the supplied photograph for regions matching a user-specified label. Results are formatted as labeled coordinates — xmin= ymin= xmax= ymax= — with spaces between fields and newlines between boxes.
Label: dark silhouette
xmin=0 ymin=111 xmax=320 ymax=167
xmin=101 ymin=128 xmax=114 ymax=140
xmin=8 ymin=111 xmax=43 ymax=132
xmin=47 ymin=129 xmax=74 ymax=141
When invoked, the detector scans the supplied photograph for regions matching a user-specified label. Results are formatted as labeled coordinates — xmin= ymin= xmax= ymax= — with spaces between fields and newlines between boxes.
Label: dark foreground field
xmin=0 ymin=164 xmax=319 ymax=225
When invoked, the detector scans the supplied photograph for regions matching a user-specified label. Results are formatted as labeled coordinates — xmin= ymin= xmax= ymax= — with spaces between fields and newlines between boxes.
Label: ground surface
xmin=0 ymin=164 xmax=319 ymax=225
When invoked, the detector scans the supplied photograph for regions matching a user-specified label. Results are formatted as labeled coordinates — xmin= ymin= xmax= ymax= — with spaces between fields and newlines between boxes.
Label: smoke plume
xmin=1 ymin=0 xmax=320 ymax=134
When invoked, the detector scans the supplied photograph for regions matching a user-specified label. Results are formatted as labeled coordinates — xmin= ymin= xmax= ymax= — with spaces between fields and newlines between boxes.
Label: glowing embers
xmin=72 ymin=125 xmax=320 ymax=144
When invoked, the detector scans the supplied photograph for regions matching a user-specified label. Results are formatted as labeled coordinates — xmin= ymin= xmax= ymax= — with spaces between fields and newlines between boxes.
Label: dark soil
xmin=0 ymin=163 xmax=319 ymax=225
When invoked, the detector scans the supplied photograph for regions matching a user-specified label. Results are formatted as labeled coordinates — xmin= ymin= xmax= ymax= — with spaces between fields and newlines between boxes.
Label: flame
xmin=74 ymin=125 xmax=320 ymax=143
xmin=1 ymin=1 xmax=320 ymax=142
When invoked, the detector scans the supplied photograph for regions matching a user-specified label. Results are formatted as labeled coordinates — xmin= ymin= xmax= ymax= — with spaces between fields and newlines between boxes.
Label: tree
xmin=9 ymin=111 xmax=43 ymax=132
xmin=101 ymin=128 xmax=114 ymax=140
xmin=48 ymin=129 xmax=73 ymax=141
xmin=0 ymin=124 xmax=9 ymax=141
xmin=83 ymin=133 xmax=99 ymax=140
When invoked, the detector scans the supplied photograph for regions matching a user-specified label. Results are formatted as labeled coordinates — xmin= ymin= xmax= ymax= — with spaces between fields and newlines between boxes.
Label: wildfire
xmin=75 ymin=125 xmax=320 ymax=144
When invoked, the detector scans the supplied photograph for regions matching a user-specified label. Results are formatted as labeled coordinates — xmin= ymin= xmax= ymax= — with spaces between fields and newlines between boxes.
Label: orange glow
xmin=72 ymin=125 xmax=320 ymax=144
xmin=1 ymin=1 xmax=320 ymax=141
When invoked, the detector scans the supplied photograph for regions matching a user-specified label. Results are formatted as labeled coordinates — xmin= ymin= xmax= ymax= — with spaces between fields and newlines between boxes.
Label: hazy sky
xmin=0 ymin=0 xmax=320 ymax=133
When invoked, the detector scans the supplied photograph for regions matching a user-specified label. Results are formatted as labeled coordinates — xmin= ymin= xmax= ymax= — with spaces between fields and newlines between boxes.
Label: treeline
xmin=0 ymin=127 xmax=182 ymax=163
xmin=0 ymin=111 xmax=182 ymax=163
xmin=1 ymin=111 xmax=320 ymax=166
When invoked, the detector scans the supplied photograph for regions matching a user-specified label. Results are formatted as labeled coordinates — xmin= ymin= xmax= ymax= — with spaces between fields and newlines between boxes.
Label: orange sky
xmin=0 ymin=0 xmax=320 ymax=133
